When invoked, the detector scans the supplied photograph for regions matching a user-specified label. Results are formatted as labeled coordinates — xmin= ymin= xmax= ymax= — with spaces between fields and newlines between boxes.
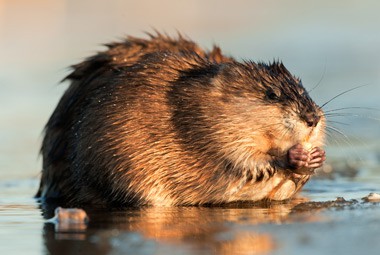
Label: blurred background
xmin=1 ymin=1 xmax=380 ymax=254
xmin=1 ymin=0 xmax=380 ymax=181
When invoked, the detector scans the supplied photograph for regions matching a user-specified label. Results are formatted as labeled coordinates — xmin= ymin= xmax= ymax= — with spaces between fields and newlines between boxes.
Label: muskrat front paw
xmin=287 ymin=144 xmax=326 ymax=175
xmin=287 ymin=144 xmax=309 ymax=169
xmin=307 ymin=147 xmax=326 ymax=168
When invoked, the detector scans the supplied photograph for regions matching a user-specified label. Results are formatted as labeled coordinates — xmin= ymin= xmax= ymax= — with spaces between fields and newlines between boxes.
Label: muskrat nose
xmin=304 ymin=113 xmax=320 ymax=127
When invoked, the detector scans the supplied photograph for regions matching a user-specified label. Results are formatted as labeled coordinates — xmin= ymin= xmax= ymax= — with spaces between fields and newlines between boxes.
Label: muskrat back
xmin=37 ymin=33 xmax=326 ymax=206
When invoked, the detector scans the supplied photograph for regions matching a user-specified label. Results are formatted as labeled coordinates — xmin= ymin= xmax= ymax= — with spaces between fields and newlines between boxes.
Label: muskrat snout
xmin=302 ymin=112 xmax=321 ymax=127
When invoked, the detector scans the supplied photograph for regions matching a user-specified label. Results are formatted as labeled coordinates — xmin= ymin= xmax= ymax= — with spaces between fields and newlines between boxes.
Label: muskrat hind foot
xmin=287 ymin=144 xmax=326 ymax=175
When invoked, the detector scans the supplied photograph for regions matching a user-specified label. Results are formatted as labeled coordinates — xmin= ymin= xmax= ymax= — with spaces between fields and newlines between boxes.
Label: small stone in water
xmin=47 ymin=207 xmax=89 ymax=232
xmin=335 ymin=197 xmax=346 ymax=202
xmin=362 ymin=193 xmax=380 ymax=202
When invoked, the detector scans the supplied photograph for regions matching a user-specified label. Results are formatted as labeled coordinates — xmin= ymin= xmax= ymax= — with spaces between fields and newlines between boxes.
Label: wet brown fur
xmin=37 ymin=32 xmax=325 ymax=206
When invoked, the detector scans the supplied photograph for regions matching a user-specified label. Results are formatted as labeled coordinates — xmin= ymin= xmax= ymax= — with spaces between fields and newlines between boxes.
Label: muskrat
xmin=36 ymin=33 xmax=326 ymax=206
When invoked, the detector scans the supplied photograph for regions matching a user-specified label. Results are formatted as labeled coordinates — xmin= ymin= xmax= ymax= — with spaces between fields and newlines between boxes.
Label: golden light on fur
xmin=37 ymin=33 xmax=326 ymax=206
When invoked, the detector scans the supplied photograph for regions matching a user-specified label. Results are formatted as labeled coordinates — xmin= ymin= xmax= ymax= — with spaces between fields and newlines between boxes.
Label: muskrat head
xmin=203 ymin=61 xmax=326 ymax=168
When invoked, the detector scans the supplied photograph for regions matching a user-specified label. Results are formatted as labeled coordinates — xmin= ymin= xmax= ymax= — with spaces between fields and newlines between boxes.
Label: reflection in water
xmin=41 ymin=197 xmax=324 ymax=255
xmin=45 ymin=207 xmax=89 ymax=241
xmin=218 ymin=232 xmax=274 ymax=255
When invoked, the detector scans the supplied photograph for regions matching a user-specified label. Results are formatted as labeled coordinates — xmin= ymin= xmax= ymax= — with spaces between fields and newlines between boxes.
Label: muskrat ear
xmin=265 ymin=88 xmax=280 ymax=101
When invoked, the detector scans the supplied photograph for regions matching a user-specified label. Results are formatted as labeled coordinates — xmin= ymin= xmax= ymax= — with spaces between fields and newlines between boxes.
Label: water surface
xmin=1 ymin=177 xmax=380 ymax=255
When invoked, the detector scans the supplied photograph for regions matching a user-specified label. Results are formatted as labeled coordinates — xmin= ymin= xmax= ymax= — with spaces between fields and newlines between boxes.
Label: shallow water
xmin=1 ymin=0 xmax=380 ymax=254
xmin=1 ymin=177 xmax=380 ymax=255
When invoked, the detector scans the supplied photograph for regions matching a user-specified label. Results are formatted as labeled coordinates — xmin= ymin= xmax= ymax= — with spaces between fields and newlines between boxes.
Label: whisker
xmin=326 ymin=126 xmax=362 ymax=156
xmin=325 ymin=127 xmax=357 ymax=160
xmin=324 ymin=113 xmax=360 ymax=117
xmin=326 ymin=125 xmax=369 ymax=162
xmin=323 ymin=106 xmax=380 ymax=113
xmin=308 ymin=63 xmax=326 ymax=94
xmin=326 ymin=125 xmax=350 ymax=141
xmin=324 ymin=129 xmax=342 ymax=147
xmin=324 ymin=113 xmax=380 ymax=121
xmin=320 ymin=84 xmax=369 ymax=109
xmin=326 ymin=120 xmax=349 ymax=126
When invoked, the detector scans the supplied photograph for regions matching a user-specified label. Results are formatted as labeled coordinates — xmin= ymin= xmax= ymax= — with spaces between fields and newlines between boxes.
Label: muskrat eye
xmin=265 ymin=89 xmax=279 ymax=101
